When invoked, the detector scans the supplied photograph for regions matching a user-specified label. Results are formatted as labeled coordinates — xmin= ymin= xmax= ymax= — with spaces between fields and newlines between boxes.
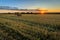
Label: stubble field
xmin=0 ymin=14 xmax=60 ymax=40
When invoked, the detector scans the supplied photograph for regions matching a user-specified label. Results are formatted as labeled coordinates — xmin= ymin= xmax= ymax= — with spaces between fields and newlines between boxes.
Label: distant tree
xmin=15 ymin=12 xmax=22 ymax=16
xmin=26 ymin=12 xmax=30 ymax=14
xmin=21 ymin=12 xmax=25 ymax=14
xmin=8 ymin=12 xmax=11 ymax=14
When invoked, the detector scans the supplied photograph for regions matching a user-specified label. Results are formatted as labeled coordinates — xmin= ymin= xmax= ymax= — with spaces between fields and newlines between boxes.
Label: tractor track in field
xmin=0 ymin=16 xmax=60 ymax=31
xmin=0 ymin=16 xmax=60 ymax=40
xmin=0 ymin=23 xmax=30 ymax=40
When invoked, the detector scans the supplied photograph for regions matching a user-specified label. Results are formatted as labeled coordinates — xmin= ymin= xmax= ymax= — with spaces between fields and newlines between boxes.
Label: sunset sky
xmin=0 ymin=0 xmax=60 ymax=12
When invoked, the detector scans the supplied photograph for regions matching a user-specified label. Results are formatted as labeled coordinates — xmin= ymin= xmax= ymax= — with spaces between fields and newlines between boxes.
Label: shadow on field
xmin=0 ymin=23 xmax=30 ymax=40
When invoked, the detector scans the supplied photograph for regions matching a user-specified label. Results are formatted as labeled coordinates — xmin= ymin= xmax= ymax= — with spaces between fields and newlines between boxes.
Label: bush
xmin=15 ymin=12 xmax=22 ymax=16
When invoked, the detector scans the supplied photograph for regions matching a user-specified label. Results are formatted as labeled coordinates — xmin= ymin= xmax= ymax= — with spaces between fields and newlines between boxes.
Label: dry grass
xmin=0 ymin=14 xmax=60 ymax=40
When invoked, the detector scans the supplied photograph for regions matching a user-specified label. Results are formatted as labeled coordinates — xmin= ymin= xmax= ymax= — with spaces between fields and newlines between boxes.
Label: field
xmin=0 ymin=13 xmax=60 ymax=40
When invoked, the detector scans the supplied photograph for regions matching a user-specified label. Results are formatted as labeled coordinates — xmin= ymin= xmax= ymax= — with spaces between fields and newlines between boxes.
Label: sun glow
xmin=38 ymin=8 xmax=48 ymax=14
xmin=40 ymin=11 xmax=45 ymax=14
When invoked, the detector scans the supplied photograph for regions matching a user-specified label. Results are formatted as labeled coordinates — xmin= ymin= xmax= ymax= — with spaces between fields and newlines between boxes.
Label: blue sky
xmin=0 ymin=0 xmax=60 ymax=10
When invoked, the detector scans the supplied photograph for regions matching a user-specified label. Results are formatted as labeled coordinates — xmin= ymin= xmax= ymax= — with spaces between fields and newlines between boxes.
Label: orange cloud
xmin=48 ymin=9 xmax=60 ymax=12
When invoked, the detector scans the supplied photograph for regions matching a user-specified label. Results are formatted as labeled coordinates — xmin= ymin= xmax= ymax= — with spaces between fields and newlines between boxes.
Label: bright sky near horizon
xmin=0 ymin=0 xmax=60 ymax=12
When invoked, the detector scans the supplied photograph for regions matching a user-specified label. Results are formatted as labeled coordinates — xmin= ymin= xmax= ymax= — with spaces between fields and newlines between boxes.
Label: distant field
xmin=0 ymin=14 xmax=60 ymax=40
